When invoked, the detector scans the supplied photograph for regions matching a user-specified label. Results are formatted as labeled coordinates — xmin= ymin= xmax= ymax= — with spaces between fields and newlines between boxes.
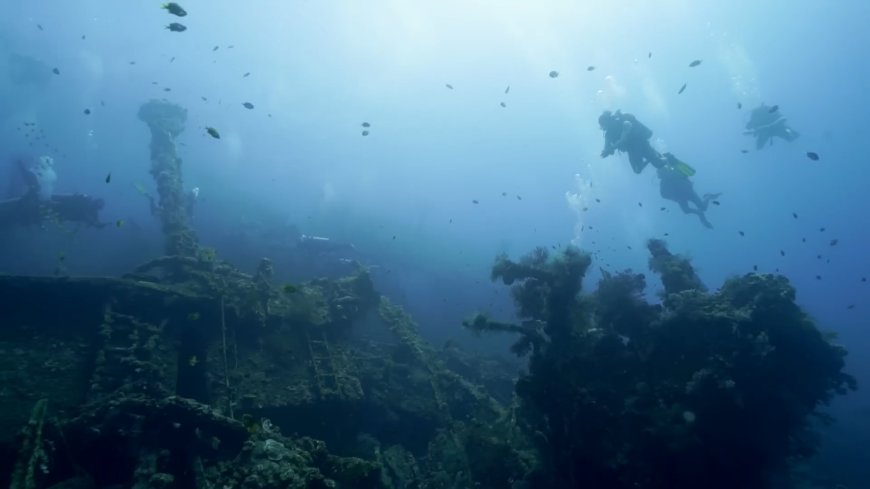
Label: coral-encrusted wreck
xmin=0 ymin=100 xmax=856 ymax=489
xmin=0 ymin=100 xmax=507 ymax=489
xmin=465 ymin=240 xmax=856 ymax=488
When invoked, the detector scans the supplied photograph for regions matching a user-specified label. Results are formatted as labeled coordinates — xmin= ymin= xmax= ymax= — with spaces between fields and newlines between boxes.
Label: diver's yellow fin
xmin=673 ymin=160 xmax=696 ymax=177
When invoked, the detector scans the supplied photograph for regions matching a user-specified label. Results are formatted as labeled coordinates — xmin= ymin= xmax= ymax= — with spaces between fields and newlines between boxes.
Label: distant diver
xmin=598 ymin=110 xmax=695 ymax=176
xmin=657 ymin=154 xmax=720 ymax=229
xmin=743 ymin=103 xmax=799 ymax=150
xmin=296 ymin=234 xmax=356 ymax=255
xmin=0 ymin=155 xmax=107 ymax=229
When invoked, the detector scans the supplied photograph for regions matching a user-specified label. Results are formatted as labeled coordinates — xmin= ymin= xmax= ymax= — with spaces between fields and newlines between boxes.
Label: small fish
xmin=677 ymin=83 xmax=687 ymax=94
xmin=57 ymin=252 xmax=66 ymax=261
xmin=188 ymin=312 xmax=200 ymax=321
xmin=738 ymin=231 xmax=745 ymax=236
xmin=816 ymin=275 xmax=822 ymax=280
xmin=780 ymin=250 xmax=785 ymax=257
xmin=504 ymin=85 xmax=510 ymax=94
xmin=802 ymin=237 xmax=806 ymax=243
xmin=637 ymin=202 xmax=642 ymax=207
xmin=548 ymin=70 xmax=559 ymax=78
xmin=391 ymin=235 xmax=396 ymax=240
xmin=819 ymin=227 xmax=826 ymax=232
xmin=52 ymin=68 xmax=60 ymax=75
xmin=243 ymin=72 xmax=251 ymax=77
xmin=516 ymin=195 xmax=522 ymax=200
xmin=740 ymin=149 xmax=749 ymax=154
xmin=166 ymin=23 xmax=187 ymax=32
xmin=361 ymin=130 xmax=369 ymax=136
xmin=689 ymin=59 xmax=702 ymax=67
xmin=712 ymin=200 xmax=720 ymax=206
xmin=648 ymin=52 xmax=652 ymax=59
xmin=792 ymin=212 xmax=798 ymax=219
xmin=847 ymin=304 xmax=855 ymax=310
xmin=282 ymin=284 xmax=299 ymax=294
xmin=81 ymin=34 xmax=86 ymax=40
xmin=116 ymin=220 xmax=125 ymax=228
xmin=737 ymin=102 xmax=742 ymax=109
xmin=162 ymin=3 xmax=188 ymax=17
xmin=83 ymin=108 xmax=91 ymax=115
xmin=862 ymin=277 xmax=867 ymax=283
xmin=105 ymin=172 xmax=111 ymax=183
xmin=170 ymin=56 xmax=176 ymax=63
xmin=445 ymin=83 xmax=454 ymax=89
xmin=499 ymin=102 xmax=506 ymax=108
xmin=806 ymin=152 xmax=820 ymax=161
xmin=501 ymin=192 xmax=507 ymax=196
xmin=595 ymin=198 xmax=601 ymax=203
xmin=472 ymin=199 xmax=479 ymax=204
xmin=163 ymin=87 xmax=171 ymax=92
xmin=205 ymin=127 xmax=220 ymax=139
xmin=829 ymin=239 xmax=839 ymax=246
xmin=361 ymin=122 xmax=371 ymax=127
xmin=660 ymin=207 xmax=666 ymax=211
xmin=768 ymin=105 xmax=779 ymax=113
xmin=212 ymin=45 xmax=219 ymax=52
xmin=37 ymin=24 xmax=44 ymax=31
xmin=587 ymin=66 xmax=595 ymax=71
xmin=188 ymin=355 xmax=198 ymax=367
xmin=129 ymin=61 xmax=136 ymax=65
xmin=242 ymin=102 xmax=254 ymax=109
xmin=201 ymin=96 xmax=208 ymax=102
xmin=753 ymin=265 xmax=758 ymax=271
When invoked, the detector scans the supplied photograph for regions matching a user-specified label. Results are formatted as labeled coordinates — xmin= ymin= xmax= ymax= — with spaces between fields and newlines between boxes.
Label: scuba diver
xmin=292 ymin=234 xmax=361 ymax=279
xmin=0 ymin=155 xmax=107 ymax=229
xmin=657 ymin=154 xmax=720 ymax=229
xmin=598 ymin=110 xmax=695 ymax=176
xmin=744 ymin=103 xmax=799 ymax=150
xmin=296 ymin=234 xmax=356 ymax=255
xmin=599 ymin=110 xmax=665 ymax=174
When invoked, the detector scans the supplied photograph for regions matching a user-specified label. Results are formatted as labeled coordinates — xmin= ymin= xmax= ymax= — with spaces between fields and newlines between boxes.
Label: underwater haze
xmin=2 ymin=0 xmax=870 ymax=485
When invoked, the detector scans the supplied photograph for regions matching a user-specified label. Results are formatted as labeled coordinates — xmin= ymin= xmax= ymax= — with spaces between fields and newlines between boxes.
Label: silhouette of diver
xmin=0 ymin=155 xmax=106 ymax=229
xmin=657 ymin=154 xmax=720 ymax=229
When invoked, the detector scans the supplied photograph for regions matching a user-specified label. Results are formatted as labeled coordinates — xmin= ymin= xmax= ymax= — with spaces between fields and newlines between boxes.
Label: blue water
xmin=2 ymin=1 xmax=869 ymax=482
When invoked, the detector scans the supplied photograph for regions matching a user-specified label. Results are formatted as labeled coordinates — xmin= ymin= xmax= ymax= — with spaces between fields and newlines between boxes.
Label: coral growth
xmin=467 ymin=241 xmax=856 ymax=488
xmin=137 ymin=99 xmax=197 ymax=257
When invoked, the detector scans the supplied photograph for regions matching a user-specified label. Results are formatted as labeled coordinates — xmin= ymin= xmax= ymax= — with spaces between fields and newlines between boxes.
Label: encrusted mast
xmin=137 ymin=99 xmax=198 ymax=257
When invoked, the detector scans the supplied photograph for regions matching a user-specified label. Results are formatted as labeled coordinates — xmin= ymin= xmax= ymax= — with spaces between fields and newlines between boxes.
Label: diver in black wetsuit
xmin=657 ymin=155 xmax=720 ymax=229
xmin=0 ymin=155 xmax=107 ymax=229
xmin=743 ymin=104 xmax=799 ymax=150
xmin=598 ymin=110 xmax=667 ymax=174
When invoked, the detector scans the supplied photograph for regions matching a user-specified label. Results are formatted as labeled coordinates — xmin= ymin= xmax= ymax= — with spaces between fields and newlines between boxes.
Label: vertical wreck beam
xmin=136 ymin=99 xmax=198 ymax=257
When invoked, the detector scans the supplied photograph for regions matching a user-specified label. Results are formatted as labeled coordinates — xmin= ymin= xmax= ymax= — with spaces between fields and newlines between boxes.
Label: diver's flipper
xmin=673 ymin=160 xmax=696 ymax=177
xmin=663 ymin=153 xmax=696 ymax=176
